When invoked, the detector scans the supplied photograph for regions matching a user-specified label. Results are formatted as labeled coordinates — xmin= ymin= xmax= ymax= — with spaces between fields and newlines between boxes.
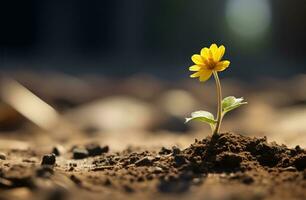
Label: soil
xmin=0 ymin=132 xmax=305 ymax=200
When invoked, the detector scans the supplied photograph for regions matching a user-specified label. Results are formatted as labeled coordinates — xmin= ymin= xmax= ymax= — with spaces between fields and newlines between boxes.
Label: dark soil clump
xmin=85 ymin=143 xmax=109 ymax=156
xmin=72 ymin=148 xmax=89 ymax=159
xmin=41 ymin=154 xmax=56 ymax=165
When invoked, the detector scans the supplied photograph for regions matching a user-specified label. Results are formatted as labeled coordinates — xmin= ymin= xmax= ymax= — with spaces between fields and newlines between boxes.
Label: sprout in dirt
xmin=185 ymin=44 xmax=247 ymax=134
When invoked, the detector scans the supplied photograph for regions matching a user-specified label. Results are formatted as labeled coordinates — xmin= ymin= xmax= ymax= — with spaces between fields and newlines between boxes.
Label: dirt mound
xmin=184 ymin=132 xmax=305 ymax=171
xmin=90 ymin=132 xmax=305 ymax=195
xmin=0 ymin=132 xmax=305 ymax=200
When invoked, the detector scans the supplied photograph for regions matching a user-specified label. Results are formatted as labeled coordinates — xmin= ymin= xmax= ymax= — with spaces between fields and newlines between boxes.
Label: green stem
xmin=212 ymin=71 xmax=222 ymax=135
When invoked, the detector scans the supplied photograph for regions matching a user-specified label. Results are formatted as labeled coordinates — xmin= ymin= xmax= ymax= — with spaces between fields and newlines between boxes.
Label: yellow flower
xmin=189 ymin=44 xmax=230 ymax=82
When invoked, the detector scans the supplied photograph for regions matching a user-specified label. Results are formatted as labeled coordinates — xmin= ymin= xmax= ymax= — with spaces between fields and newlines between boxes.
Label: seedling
xmin=185 ymin=44 xmax=247 ymax=135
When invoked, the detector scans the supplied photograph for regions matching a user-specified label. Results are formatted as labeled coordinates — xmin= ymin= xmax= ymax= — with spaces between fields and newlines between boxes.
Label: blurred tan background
xmin=0 ymin=72 xmax=305 ymax=151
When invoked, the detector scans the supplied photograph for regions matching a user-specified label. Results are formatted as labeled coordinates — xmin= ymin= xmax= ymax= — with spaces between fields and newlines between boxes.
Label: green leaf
xmin=185 ymin=110 xmax=217 ymax=124
xmin=222 ymin=96 xmax=247 ymax=114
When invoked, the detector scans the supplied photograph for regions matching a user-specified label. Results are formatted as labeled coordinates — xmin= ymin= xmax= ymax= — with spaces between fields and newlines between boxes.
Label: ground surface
xmin=0 ymin=73 xmax=306 ymax=199
xmin=0 ymin=132 xmax=305 ymax=200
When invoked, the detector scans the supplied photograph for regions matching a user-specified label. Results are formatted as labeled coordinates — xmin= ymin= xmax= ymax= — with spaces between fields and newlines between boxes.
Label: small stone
xmin=85 ymin=143 xmax=102 ymax=156
xmin=172 ymin=146 xmax=181 ymax=155
xmin=41 ymin=154 xmax=56 ymax=165
xmin=52 ymin=147 xmax=60 ymax=156
xmin=101 ymin=145 xmax=109 ymax=153
xmin=73 ymin=148 xmax=89 ymax=159
xmin=85 ymin=143 xmax=109 ymax=156
xmin=295 ymin=145 xmax=302 ymax=153
xmin=52 ymin=145 xmax=65 ymax=156
xmin=135 ymin=156 xmax=154 ymax=166
xmin=0 ymin=152 xmax=6 ymax=160
xmin=159 ymin=147 xmax=172 ymax=155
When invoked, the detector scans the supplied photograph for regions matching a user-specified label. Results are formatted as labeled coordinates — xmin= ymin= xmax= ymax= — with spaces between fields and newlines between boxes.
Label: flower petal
xmin=199 ymin=70 xmax=212 ymax=82
xmin=189 ymin=65 xmax=201 ymax=71
xmin=191 ymin=54 xmax=204 ymax=65
xmin=215 ymin=60 xmax=230 ymax=71
xmin=210 ymin=44 xmax=218 ymax=51
xmin=200 ymin=47 xmax=210 ymax=59
xmin=209 ymin=44 xmax=219 ymax=61
xmin=218 ymin=45 xmax=225 ymax=61
xmin=190 ymin=71 xmax=201 ymax=78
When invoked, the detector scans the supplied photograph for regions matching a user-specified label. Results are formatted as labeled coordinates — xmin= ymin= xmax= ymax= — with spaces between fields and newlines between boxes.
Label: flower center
xmin=205 ymin=58 xmax=217 ymax=70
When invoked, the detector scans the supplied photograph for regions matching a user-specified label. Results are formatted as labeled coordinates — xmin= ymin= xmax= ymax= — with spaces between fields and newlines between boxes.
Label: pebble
xmin=52 ymin=147 xmax=60 ymax=156
xmin=295 ymin=145 xmax=302 ymax=153
xmin=159 ymin=147 xmax=172 ymax=155
xmin=172 ymin=146 xmax=181 ymax=155
xmin=41 ymin=154 xmax=56 ymax=165
xmin=85 ymin=143 xmax=109 ymax=156
xmin=73 ymin=148 xmax=89 ymax=159
xmin=52 ymin=145 xmax=66 ymax=156
xmin=0 ymin=152 xmax=6 ymax=160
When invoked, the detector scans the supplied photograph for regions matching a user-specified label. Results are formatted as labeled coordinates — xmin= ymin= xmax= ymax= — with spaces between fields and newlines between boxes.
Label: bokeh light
xmin=225 ymin=0 xmax=272 ymax=40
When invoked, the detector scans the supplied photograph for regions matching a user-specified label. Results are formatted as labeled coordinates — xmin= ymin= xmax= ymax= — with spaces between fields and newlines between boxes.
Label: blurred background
xmin=0 ymin=0 xmax=305 ymax=149
xmin=0 ymin=0 xmax=306 ymax=77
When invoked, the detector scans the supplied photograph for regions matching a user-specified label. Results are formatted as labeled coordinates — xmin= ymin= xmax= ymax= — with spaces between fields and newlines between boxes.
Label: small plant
xmin=185 ymin=44 xmax=247 ymax=135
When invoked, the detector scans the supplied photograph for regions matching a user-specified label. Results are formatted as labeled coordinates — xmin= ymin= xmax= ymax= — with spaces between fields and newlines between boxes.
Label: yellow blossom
xmin=189 ymin=44 xmax=230 ymax=82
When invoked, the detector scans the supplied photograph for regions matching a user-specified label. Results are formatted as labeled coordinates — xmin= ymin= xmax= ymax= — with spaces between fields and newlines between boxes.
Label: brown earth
xmin=0 ymin=132 xmax=305 ymax=200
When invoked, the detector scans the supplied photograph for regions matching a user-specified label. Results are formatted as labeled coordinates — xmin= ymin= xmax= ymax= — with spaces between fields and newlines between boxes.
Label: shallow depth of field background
xmin=0 ymin=0 xmax=305 ymax=148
